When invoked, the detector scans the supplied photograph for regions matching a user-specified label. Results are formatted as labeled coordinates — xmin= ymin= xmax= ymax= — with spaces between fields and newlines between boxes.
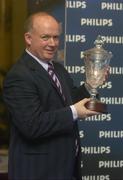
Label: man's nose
xmin=48 ymin=37 xmax=56 ymax=46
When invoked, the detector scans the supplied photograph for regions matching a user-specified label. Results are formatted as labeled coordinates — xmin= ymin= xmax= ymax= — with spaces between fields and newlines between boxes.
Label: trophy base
xmin=85 ymin=99 xmax=107 ymax=113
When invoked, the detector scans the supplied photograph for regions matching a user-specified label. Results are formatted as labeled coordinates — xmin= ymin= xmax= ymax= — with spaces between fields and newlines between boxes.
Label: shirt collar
xmin=26 ymin=49 xmax=52 ymax=71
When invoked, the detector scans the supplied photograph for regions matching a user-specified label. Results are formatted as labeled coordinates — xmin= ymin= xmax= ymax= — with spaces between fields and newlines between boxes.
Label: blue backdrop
xmin=28 ymin=1 xmax=123 ymax=179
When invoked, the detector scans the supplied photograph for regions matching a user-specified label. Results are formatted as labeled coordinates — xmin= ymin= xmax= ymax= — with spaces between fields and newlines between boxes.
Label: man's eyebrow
xmin=40 ymin=34 xmax=60 ymax=39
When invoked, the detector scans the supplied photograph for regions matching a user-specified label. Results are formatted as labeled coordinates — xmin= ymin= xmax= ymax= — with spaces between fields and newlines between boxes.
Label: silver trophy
xmin=83 ymin=35 xmax=113 ymax=113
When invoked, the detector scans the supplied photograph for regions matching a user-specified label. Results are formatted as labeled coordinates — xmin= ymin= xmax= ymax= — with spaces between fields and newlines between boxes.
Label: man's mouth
xmin=46 ymin=49 xmax=55 ymax=54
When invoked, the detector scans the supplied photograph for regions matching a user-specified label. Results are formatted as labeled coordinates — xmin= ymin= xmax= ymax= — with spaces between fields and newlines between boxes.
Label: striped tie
xmin=48 ymin=62 xmax=66 ymax=102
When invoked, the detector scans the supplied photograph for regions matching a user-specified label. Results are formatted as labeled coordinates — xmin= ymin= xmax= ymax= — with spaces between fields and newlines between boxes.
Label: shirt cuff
xmin=70 ymin=105 xmax=78 ymax=121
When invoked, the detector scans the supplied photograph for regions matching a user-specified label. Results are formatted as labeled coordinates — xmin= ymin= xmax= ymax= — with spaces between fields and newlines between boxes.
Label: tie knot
xmin=48 ymin=62 xmax=54 ymax=72
xmin=48 ymin=62 xmax=54 ymax=68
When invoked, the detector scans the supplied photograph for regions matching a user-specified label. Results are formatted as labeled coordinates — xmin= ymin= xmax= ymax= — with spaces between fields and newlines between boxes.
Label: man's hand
xmin=74 ymin=98 xmax=100 ymax=118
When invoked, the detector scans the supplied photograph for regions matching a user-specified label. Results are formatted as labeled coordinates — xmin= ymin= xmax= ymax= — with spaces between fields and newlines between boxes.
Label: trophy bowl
xmin=83 ymin=35 xmax=113 ymax=113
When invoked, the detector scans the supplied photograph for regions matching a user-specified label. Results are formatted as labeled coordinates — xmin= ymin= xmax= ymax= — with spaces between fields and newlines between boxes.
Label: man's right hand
xmin=74 ymin=98 xmax=100 ymax=119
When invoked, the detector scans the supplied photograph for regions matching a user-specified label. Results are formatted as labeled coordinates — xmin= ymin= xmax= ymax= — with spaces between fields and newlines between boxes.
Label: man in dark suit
xmin=3 ymin=12 xmax=99 ymax=180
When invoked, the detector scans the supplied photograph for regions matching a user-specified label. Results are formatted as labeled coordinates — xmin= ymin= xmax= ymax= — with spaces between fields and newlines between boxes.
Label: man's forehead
xmin=33 ymin=19 xmax=60 ymax=34
xmin=33 ymin=14 xmax=58 ymax=24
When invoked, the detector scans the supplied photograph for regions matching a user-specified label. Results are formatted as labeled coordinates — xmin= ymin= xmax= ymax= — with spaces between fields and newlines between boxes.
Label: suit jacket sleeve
xmin=3 ymin=60 xmax=89 ymax=141
xmin=3 ymin=66 xmax=75 ymax=141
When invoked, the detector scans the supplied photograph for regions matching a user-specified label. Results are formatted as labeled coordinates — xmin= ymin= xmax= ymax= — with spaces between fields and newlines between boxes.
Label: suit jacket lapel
xmin=21 ymin=52 xmax=68 ymax=106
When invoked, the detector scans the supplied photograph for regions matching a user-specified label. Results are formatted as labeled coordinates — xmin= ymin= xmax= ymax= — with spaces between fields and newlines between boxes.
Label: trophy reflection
xmin=83 ymin=35 xmax=113 ymax=113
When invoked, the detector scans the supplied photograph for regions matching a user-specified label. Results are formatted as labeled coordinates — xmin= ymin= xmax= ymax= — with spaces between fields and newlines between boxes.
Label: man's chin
xmin=46 ymin=55 xmax=55 ymax=60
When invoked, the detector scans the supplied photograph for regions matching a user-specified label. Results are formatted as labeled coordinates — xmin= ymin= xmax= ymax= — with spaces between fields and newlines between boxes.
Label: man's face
xmin=25 ymin=16 xmax=60 ymax=61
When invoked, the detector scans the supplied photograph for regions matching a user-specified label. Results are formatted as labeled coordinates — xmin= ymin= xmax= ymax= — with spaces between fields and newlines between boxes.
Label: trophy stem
xmin=90 ymin=93 xmax=96 ymax=100
xmin=84 ymin=86 xmax=107 ymax=113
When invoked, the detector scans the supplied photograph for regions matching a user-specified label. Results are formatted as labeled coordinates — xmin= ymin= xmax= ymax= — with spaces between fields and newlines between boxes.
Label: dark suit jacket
xmin=3 ymin=51 xmax=90 ymax=180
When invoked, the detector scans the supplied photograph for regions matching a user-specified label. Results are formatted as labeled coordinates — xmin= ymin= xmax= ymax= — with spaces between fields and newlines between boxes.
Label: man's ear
xmin=24 ymin=32 xmax=32 ymax=45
